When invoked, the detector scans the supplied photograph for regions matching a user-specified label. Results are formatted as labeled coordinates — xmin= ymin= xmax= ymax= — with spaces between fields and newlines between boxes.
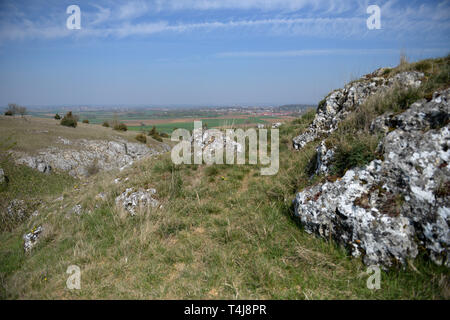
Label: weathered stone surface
xmin=191 ymin=127 xmax=243 ymax=159
xmin=15 ymin=138 xmax=171 ymax=178
xmin=293 ymin=89 xmax=450 ymax=268
xmin=115 ymin=188 xmax=159 ymax=216
xmin=293 ymin=71 xmax=424 ymax=150
xmin=23 ymin=226 xmax=43 ymax=252
xmin=272 ymin=122 xmax=282 ymax=129
xmin=70 ymin=204 xmax=82 ymax=215
xmin=7 ymin=199 xmax=27 ymax=220
xmin=314 ymin=141 xmax=335 ymax=176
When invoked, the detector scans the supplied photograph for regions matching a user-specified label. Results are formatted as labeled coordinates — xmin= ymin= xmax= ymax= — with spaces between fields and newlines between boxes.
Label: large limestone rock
xmin=15 ymin=138 xmax=171 ymax=178
xmin=293 ymin=89 xmax=450 ymax=268
xmin=293 ymin=71 xmax=424 ymax=150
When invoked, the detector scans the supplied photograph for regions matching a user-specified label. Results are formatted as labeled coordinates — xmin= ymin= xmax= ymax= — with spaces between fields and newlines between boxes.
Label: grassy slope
xmin=0 ymin=116 xmax=166 ymax=155
xmin=0 ymin=56 xmax=449 ymax=299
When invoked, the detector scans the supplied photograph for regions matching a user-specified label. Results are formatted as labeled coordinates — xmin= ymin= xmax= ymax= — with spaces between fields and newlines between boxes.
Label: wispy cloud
xmin=118 ymin=1 xmax=149 ymax=20
xmin=0 ymin=0 xmax=449 ymax=42
xmin=216 ymin=48 xmax=450 ymax=58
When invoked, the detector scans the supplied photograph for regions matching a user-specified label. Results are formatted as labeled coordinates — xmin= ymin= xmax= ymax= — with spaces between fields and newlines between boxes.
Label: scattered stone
xmin=7 ymin=199 xmax=27 ymax=220
xmin=23 ymin=226 xmax=43 ymax=252
xmin=70 ymin=204 xmax=82 ymax=215
xmin=95 ymin=192 xmax=107 ymax=201
xmin=115 ymin=188 xmax=159 ymax=216
xmin=55 ymin=196 xmax=64 ymax=201
xmin=272 ymin=122 xmax=282 ymax=129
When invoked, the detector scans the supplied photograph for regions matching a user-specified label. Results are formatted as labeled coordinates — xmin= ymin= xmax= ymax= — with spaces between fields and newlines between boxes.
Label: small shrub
xmin=60 ymin=111 xmax=78 ymax=128
xmin=4 ymin=110 xmax=13 ymax=116
xmin=113 ymin=122 xmax=127 ymax=131
xmin=135 ymin=133 xmax=147 ymax=144
xmin=414 ymin=60 xmax=432 ymax=73
xmin=54 ymin=113 xmax=61 ymax=120
xmin=102 ymin=121 xmax=110 ymax=127
xmin=160 ymin=132 xmax=169 ymax=138
xmin=330 ymin=135 xmax=378 ymax=176
xmin=151 ymin=134 xmax=163 ymax=142
xmin=82 ymin=119 xmax=89 ymax=124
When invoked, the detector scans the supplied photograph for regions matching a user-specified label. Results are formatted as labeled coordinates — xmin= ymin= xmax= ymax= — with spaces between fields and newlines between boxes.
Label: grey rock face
xmin=293 ymin=89 xmax=450 ymax=268
xmin=115 ymin=188 xmax=159 ymax=216
xmin=15 ymin=138 xmax=171 ymax=178
xmin=292 ymin=71 xmax=424 ymax=150
xmin=314 ymin=141 xmax=335 ymax=176
xmin=23 ymin=226 xmax=43 ymax=252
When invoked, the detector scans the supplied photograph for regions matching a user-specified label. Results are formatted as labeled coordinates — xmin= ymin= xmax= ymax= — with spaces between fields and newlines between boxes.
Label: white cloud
xmin=118 ymin=1 xmax=149 ymax=20
xmin=217 ymin=48 xmax=450 ymax=58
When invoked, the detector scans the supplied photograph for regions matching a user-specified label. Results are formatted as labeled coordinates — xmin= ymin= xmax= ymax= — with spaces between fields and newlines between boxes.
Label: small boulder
xmin=115 ymin=188 xmax=159 ymax=216
xmin=23 ymin=226 xmax=43 ymax=252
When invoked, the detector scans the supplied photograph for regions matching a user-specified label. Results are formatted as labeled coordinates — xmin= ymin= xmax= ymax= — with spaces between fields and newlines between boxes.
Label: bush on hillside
xmin=102 ymin=121 xmax=110 ymax=127
xmin=4 ymin=110 xmax=13 ymax=116
xmin=135 ymin=133 xmax=147 ymax=144
xmin=113 ymin=122 xmax=128 ymax=131
xmin=54 ymin=113 xmax=61 ymax=120
xmin=82 ymin=119 xmax=89 ymax=124
xmin=60 ymin=111 xmax=78 ymax=128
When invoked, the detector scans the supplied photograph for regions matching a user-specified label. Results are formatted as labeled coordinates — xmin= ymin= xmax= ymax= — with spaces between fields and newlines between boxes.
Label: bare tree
xmin=6 ymin=103 xmax=27 ymax=117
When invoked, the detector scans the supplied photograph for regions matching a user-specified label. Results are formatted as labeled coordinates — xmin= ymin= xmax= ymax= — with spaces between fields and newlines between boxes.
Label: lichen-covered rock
xmin=314 ymin=141 xmax=335 ymax=176
xmin=15 ymin=138 xmax=171 ymax=178
xmin=293 ymin=71 xmax=424 ymax=150
xmin=293 ymin=89 xmax=450 ymax=268
xmin=115 ymin=188 xmax=159 ymax=216
xmin=23 ymin=226 xmax=43 ymax=252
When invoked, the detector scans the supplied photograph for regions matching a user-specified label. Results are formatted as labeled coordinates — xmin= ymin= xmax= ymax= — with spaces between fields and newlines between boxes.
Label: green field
xmin=128 ymin=117 xmax=278 ymax=134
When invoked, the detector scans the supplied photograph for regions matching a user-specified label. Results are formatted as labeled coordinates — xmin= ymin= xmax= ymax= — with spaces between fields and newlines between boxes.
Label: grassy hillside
xmin=0 ymin=56 xmax=449 ymax=299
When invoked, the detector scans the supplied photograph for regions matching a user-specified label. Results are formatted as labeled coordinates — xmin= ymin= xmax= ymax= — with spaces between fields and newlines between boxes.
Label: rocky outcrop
xmin=115 ymin=188 xmax=159 ymax=216
xmin=293 ymin=70 xmax=424 ymax=150
xmin=15 ymin=137 xmax=171 ymax=178
xmin=313 ymin=141 xmax=335 ymax=176
xmin=23 ymin=226 xmax=43 ymax=252
xmin=293 ymin=89 xmax=450 ymax=268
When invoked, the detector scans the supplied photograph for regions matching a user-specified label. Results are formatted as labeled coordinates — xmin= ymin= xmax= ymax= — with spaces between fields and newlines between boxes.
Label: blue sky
xmin=0 ymin=0 xmax=449 ymax=107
